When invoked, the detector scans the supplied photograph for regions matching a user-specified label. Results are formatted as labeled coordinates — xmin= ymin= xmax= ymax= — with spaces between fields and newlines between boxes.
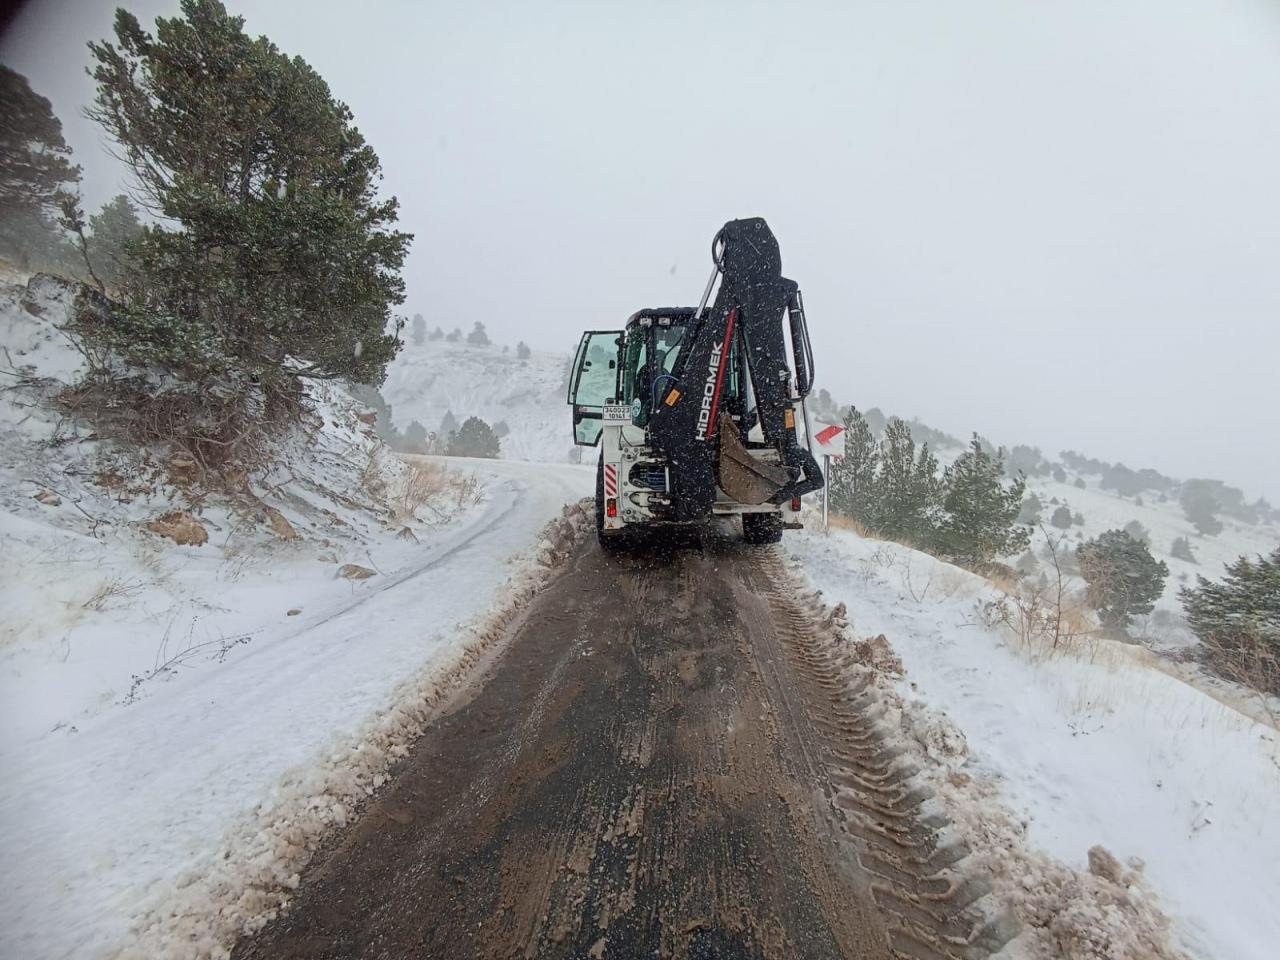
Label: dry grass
xmin=979 ymin=584 xmax=1101 ymax=662
xmin=382 ymin=459 xmax=483 ymax=522
xmin=394 ymin=460 xmax=451 ymax=521
xmin=1200 ymin=629 xmax=1280 ymax=706
xmin=826 ymin=512 xmax=878 ymax=539
xmin=978 ymin=525 xmax=1103 ymax=662
xmin=449 ymin=471 xmax=482 ymax=510
xmin=81 ymin=576 xmax=142 ymax=611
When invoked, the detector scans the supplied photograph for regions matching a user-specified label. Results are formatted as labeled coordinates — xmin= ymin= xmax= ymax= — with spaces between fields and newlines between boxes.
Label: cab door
xmin=567 ymin=330 xmax=623 ymax=445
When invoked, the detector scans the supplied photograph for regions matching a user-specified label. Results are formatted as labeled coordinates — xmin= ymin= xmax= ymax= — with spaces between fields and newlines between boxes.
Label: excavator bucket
xmin=716 ymin=414 xmax=791 ymax=505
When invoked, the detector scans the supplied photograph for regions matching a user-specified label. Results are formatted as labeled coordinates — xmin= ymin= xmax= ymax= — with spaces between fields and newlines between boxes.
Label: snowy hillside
xmin=790 ymin=523 xmax=1280 ymax=960
xmin=1017 ymin=473 xmax=1280 ymax=646
xmin=382 ymin=339 xmax=573 ymax=462
xmin=0 ymin=274 xmax=593 ymax=959
xmin=0 ymin=274 xmax=481 ymax=747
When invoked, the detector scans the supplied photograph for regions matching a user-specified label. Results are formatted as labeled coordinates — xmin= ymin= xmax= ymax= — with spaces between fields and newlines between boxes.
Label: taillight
xmin=790 ymin=497 xmax=802 ymax=511
xmin=606 ymin=498 xmax=618 ymax=518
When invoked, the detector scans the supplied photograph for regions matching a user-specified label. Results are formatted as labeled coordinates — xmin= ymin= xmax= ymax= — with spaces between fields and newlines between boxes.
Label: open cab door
xmin=567 ymin=330 xmax=623 ymax=445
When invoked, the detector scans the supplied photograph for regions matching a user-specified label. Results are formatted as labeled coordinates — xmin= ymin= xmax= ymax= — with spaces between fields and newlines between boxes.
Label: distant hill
xmin=382 ymin=340 xmax=574 ymax=463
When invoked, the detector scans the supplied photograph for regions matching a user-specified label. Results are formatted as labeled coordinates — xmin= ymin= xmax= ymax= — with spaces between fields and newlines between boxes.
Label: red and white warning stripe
xmin=603 ymin=462 xmax=618 ymax=497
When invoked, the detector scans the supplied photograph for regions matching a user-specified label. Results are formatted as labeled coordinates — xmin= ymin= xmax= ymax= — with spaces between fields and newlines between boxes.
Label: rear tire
xmin=596 ymin=456 xmax=627 ymax=552
xmin=742 ymin=512 xmax=783 ymax=545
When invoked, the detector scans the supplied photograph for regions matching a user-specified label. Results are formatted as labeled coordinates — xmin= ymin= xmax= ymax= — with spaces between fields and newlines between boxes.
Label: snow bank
xmin=114 ymin=501 xmax=593 ymax=960
xmin=789 ymin=526 xmax=1280 ymax=960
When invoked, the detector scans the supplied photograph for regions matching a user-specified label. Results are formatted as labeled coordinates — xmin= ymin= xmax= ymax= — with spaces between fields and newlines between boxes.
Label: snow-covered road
xmin=0 ymin=459 xmax=592 ymax=960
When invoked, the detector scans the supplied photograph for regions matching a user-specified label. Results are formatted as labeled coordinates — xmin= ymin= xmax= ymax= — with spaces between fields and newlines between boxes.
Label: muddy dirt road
xmin=235 ymin=536 xmax=983 ymax=960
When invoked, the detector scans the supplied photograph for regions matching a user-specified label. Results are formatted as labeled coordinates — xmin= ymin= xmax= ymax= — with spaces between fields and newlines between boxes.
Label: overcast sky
xmin=3 ymin=0 xmax=1278 ymax=499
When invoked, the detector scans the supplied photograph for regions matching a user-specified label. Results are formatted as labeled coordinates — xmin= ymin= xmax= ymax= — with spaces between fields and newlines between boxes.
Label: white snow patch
xmin=788 ymin=525 xmax=1280 ymax=960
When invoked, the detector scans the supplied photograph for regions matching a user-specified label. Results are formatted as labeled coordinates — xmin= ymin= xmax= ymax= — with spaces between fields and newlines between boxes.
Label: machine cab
xmin=567 ymin=311 xmax=702 ymax=445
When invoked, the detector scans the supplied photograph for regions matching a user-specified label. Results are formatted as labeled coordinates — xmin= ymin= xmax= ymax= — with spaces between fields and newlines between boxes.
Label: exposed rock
xmin=286 ymin=608 xmax=302 ymax=616
xmin=32 ymin=489 xmax=62 ymax=506
xmin=356 ymin=411 xmax=378 ymax=425
xmin=336 ymin=563 xmax=376 ymax=580
xmin=1087 ymin=845 xmax=1129 ymax=886
xmin=144 ymin=510 xmax=208 ymax=546
xmin=264 ymin=506 xmax=299 ymax=541
xmin=395 ymin=526 xmax=419 ymax=542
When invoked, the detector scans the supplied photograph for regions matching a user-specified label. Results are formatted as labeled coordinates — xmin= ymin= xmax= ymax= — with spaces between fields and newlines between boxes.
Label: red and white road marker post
xmin=812 ymin=423 xmax=846 ymax=532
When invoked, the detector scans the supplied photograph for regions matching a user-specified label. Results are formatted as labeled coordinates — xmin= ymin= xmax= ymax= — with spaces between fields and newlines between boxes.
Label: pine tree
xmin=84 ymin=1 xmax=410 ymax=385
xmin=908 ymin=442 xmax=943 ymax=545
xmin=411 ymin=314 xmax=426 ymax=346
xmin=1015 ymin=551 xmax=1039 ymax=577
xmin=1050 ymin=505 xmax=1073 ymax=529
xmin=1101 ymin=463 xmax=1143 ymax=498
xmin=446 ymin=328 xmax=462 ymax=342
xmin=429 ymin=326 xmax=444 ymax=341
xmin=439 ymin=410 xmax=458 ymax=437
xmin=0 ymin=66 xmax=81 ymax=266
xmin=85 ymin=194 xmax=143 ymax=287
xmin=447 ymin=416 xmax=500 ymax=458
xmin=874 ymin=418 xmax=923 ymax=541
xmin=935 ymin=436 xmax=1030 ymax=565
xmin=813 ymin=387 xmax=835 ymax=419
xmin=1180 ymin=548 xmax=1280 ymax=694
xmin=466 ymin=321 xmax=490 ymax=346
xmin=402 ymin=420 xmax=429 ymax=454
xmin=516 ymin=341 xmax=531 ymax=360
xmin=1077 ymin=530 xmax=1169 ymax=632
xmin=827 ymin=406 xmax=878 ymax=527
xmin=1018 ymin=494 xmax=1043 ymax=524
xmin=1006 ymin=445 xmax=1046 ymax=478
xmin=1180 ymin=481 xmax=1223 ymax=537
xmin=1123 ymin=520 xmax=1150 ymax=545
xmin=0 ymin=66 xmax=80 ymax=221
xmin=1170 ymin=536 xmax=1197 ymax=563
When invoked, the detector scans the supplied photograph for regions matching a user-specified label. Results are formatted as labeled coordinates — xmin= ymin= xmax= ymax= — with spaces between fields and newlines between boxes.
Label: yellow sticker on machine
xmin=784 ymin=407 xmax=795 ymax=429
xmin=664 ymin=389 xmax=681 ymax=407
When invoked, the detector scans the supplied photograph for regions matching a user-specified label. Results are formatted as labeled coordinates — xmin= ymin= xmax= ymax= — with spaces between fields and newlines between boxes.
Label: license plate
xmin=602 ymin=403 xmax=631 ymax=423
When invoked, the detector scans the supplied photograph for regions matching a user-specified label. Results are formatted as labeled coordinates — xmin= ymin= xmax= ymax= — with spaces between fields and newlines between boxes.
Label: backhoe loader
xmin=567 ymin=218 xmax=824 ymax=548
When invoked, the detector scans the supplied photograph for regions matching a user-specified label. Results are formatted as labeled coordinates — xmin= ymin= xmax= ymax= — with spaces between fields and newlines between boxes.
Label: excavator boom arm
xmin=648 ymin=218 xmax=824 ymax=519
